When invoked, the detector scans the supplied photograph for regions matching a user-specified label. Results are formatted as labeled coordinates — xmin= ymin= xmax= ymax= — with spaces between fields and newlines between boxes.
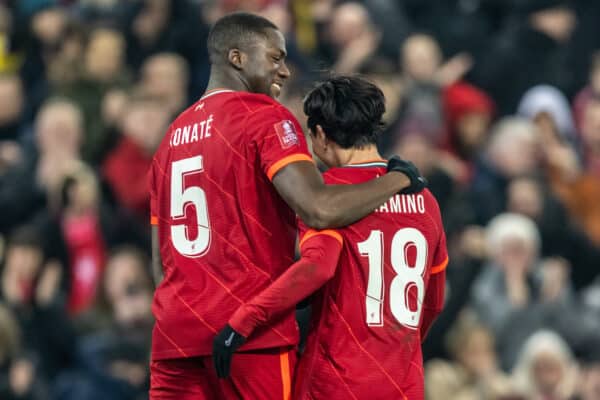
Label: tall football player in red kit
xmin=220 ymin=76 xmax=447 ymax=400
xmin=148 ymin=13 xmax=426 ymax=400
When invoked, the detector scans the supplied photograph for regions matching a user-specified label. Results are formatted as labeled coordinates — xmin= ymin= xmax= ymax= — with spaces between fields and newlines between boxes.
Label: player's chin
xmin=269 ymin=83 xmax=282 ymax=98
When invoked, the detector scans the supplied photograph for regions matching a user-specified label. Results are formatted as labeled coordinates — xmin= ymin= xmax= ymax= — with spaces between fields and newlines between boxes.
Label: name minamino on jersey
xmin=375 ymin=193 xmax=426 ymax=214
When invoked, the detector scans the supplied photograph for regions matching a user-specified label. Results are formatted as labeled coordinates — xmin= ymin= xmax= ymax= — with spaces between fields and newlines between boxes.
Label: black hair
xmin=304 ymin=76 xmax=386 ymax=149
xmin=207 ymin=12 xmax=278 ymax=65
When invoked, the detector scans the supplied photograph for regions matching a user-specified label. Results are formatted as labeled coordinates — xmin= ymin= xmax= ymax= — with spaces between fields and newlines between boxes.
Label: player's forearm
xmin=273 ymin=162 xmax=410 ymax=230
xmin=229 ymin=237 xmax=341 ymax=337
xmin=312 ymin=172 xmax=410 ymax=229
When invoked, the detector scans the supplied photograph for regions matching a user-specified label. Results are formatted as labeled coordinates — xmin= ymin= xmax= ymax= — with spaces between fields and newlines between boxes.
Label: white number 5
xmin=358 ymin=228 xmax=427 ymax=329
xmin=170 ymin=156 xmax=210 ymax=257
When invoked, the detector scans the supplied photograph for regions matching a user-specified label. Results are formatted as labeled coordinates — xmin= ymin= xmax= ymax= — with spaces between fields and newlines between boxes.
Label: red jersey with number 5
xmin=148 ymin=89 xmax=313 ymax=360
xmin=294 ymin=161 xmax=448 ymax=400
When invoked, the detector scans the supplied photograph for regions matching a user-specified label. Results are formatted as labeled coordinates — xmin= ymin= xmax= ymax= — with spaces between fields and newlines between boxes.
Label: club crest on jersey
xmin=274 ymin=120 xmax=299 ymax=148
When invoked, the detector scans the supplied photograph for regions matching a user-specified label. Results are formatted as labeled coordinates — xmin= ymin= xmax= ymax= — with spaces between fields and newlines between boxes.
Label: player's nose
xmin=278 ymin=61 xmax=290 ymax=80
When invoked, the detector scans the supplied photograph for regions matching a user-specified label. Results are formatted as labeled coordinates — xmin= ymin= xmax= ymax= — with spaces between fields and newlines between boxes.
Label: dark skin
xmin=152 ymin=27 xmax=411 ymax=286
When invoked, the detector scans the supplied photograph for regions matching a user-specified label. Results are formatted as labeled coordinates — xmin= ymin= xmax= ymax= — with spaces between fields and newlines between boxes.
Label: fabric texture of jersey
xmin=148 ymin=90 xmax=312 ymax=360
xmin=294 ymin=162 xmax=448 ymax=400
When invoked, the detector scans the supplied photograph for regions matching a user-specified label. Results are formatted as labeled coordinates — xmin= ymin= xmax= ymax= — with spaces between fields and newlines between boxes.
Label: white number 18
xmin=358 ymin=228 xmax=427 ymax=329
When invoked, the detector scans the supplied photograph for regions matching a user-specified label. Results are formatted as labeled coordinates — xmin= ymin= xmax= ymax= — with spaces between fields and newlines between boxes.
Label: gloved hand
xmin=212 ymin=324 xmax=246 ymax=378
xmin=386 ymin=156 xmax=428 ymax=194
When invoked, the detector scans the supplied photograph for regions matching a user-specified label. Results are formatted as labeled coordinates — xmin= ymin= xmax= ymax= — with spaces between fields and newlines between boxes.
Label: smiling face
xmin=241 ymin=28 xmax=290 ymax=98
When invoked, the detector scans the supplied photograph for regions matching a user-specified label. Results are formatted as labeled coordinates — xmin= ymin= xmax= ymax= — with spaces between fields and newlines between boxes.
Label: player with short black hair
xmin=207 ymin=13 xmax=278 ymax=64
xmin=149 ymin=12 xmax=425 ymax=399
xmin=304 ymin=76 xmax=385 ymax=149
xmin=220 ymin=76 xmax=447 ymax=399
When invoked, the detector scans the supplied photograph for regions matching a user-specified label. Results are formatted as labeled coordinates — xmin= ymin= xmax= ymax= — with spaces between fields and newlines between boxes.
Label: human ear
xmin=228 ymin=49 xmax=246 ymax=70
xmin=315 ymin=125 xmax=329 ymax=150
xmin=316 ymin=125 xmax=328 ymax=142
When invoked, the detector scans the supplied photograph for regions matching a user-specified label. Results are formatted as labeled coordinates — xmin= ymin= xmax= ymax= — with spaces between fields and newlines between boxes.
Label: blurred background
xmin=0 ymin=0 xmax=599 ymax=399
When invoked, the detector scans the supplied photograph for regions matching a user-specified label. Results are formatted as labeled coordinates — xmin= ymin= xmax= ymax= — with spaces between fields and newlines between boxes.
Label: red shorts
xmin=150 ymin=347 xmax=296 ymax=400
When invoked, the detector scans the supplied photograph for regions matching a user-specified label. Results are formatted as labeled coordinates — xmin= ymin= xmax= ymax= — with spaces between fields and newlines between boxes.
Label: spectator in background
xmin=506 ymin=176 xmax=600 ymax=291
xmin=580 ymin=94 xmax=600 ymax=177
xmin=398 ymin=33 xmax=444 ymax=131
xmin=56 ymin=26 xmax=132 ymax=164
xmin=441 ymin=81 xmax=495 ymax=184
xmin=0 ymin=74 xmax=25 ymax=176
xmin=390 ymin=123 xmax=456 ymax=215
xmin=392 ymin=33 xmax=472 ymax=154
xmin=0 ymin=303 xmax=46 ymax=400
xmin=574 ymin=339 xmax=600 ymax=400
xmin=0 ymin=225 xmax=75 ymax=384
xmin=54 ymin=246 xmax=153 ymax=400
xmin=123 ymin=0 xmax=207 ymax=95
xmin=323 ymin=2 xmax=382 ymax=74
xmin=58 ymin=161 xmax=107 ymax=316
xmin=468 ymin=117 xmax=539 ymax=225
xmin=472 ymin=0 xmax=577 ymax=115
xmin=138 ymin=52 xmax=189 ymax=118
xmin=102 ymin=94 xmax=171 ymax=220
xmin=516 ymin=85 xmax=600 ymax=244
xmin=425 ymin=311 xmax=514 ymax=400
xmin=471 ymin=213 xmax=575 ymax=370
xmin=511 ymin=330 xmax=577 ymax=400
xmin=573 ymin=51 xmax=600 ymax=131
xmin=0 ymin=97 xmax=83 ymax=234
xmin=20 ymin=5 xmax=70 ymax=99
xmin=513 ymin=85 xmax=600 ymax=252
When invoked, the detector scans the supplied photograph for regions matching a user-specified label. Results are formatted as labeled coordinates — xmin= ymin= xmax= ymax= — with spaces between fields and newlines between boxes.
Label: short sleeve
xmin=148 ymin=161 xmax=158 ymax=225
xmin=246 ymin=103 xmax=313 ymax=181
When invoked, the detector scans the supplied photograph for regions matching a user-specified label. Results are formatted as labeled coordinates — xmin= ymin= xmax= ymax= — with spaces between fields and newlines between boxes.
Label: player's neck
xmin=339 ymin=146 xmax=383 ymax=166
xmin=206 ymin=69 xmax=249 ymax=94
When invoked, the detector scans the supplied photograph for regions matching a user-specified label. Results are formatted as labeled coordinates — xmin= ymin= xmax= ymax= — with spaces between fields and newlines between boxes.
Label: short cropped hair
xmin=304 ymin=76 xmax=386 ymax=149
xmin=207 ymin=12 xmax=278 ymax=64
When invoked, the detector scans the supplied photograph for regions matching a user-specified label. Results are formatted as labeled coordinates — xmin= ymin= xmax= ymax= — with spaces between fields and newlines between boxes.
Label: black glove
xmin=212 ymin=324 xmax=246 ymax=378
xmin=386 ymin=156 xmax=427 ymax=194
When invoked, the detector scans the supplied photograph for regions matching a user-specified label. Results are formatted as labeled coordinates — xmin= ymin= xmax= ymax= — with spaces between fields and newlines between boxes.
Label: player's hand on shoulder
xmin=212 ymin=324 xmax=246 ymax=378
xmin=386 ymin=155 xmax=428 ymax=194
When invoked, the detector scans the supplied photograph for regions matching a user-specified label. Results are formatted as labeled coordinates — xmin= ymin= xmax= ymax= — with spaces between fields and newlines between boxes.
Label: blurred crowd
xmin=0 ymin=0 xmax=599 ymax=399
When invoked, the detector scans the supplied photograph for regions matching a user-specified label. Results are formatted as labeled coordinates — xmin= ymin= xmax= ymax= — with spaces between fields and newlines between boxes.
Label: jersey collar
xmin=200 ymin=88 xmax=235 ymax=100
xmin=342 ymin=159 xmax=388 ymax=168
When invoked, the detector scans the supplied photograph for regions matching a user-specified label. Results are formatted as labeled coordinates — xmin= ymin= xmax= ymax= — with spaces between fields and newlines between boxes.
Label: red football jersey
xmin=294 ymin=161 xmax=448 ymax=400
xmin=148 ymin=89 xmax=313 ymax=360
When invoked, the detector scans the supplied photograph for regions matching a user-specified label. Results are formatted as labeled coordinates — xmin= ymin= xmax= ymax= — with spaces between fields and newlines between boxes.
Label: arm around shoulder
xmin=272 ymin=161 xmax=411 ymax=229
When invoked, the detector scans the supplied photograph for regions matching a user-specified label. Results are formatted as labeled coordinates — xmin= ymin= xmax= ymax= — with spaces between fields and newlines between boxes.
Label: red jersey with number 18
xmin=294 ymin=161 xmax=448 ymax=400
xmin=148 ymin=89 xmax=313 ymax=360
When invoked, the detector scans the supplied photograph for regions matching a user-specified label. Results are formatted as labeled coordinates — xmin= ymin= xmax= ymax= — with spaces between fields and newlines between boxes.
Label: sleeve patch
xmin=274 ymin=120 xmax=299 ymax=149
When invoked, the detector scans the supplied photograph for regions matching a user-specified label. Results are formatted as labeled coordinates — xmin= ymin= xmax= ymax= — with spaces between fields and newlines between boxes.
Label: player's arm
xmin=151 ymin=225 xmax=163 ymax=287
xmin=230 ymin=231 xmax=342 ymax=336
xmin=213 ymin=231 xmax=342 ymax=378
xmin=273 ymin=157 xmax=422 ymax=230
xmin=420 ymin=264 xmax=446 ymax=342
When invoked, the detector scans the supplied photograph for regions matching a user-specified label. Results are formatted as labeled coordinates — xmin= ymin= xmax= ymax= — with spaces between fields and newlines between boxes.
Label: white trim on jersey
xmin=343 ymin=162 xmax=388 ymax=168
xmin=200 ymin=89 xmax=235 ymax=101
